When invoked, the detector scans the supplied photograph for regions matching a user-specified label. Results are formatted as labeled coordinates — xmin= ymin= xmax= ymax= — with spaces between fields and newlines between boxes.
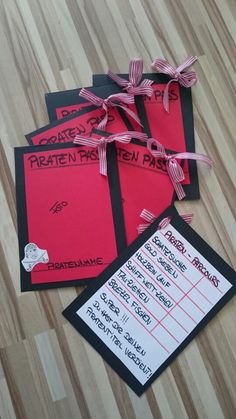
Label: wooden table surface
xmin=0 ymin=1 xmax=235 ymax=418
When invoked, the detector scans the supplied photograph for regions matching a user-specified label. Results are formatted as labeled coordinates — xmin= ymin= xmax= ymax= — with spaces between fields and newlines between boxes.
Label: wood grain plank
xmin=0 ymin=0 xmax=235 ymax=418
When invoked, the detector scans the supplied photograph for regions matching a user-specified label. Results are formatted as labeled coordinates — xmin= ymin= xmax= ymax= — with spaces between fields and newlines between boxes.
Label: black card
xmin=15 ymin=142 xmax=126 ymax=291
xmin=63 ymin=205 xmax=235 ymax=396
xmin=93 ymin=73 xmax=129 ymax=86
xmin=93 ymin=72 xmax=178 ymax=87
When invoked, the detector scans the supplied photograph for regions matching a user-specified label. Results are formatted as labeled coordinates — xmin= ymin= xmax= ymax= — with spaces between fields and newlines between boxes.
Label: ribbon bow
xmin=107 ymin=58 xmax=153 ymax=97
xmin=147 ymin=138 xmax=212 ymax=200
xmin=151 ymin=56 xmax=198 ymax=112
xmin=79 ymin=88 xmax=142 ymax=130
xmin=137 ymin=209 xmax=193 ymax=234
xmin=74 ymin=131 xmax=148 ymax=176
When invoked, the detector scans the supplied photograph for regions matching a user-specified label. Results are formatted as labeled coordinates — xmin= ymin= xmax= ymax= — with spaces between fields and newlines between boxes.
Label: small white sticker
xmin=21 ymin=243 xmax=49 ymax=272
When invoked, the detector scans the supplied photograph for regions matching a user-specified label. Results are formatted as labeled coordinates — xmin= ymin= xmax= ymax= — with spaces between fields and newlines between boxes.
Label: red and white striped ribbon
xmin=108 ymin=58 xmax=154 ymax=97
xmin=137 ymin=208 xmax=193 ymax=234
xmin=146 ymin=138 xmax=212 ymax=200
xmin=151 ymin=56 xmax=198 ymax=112
xmin=79 ymin=88 xmax=142 ymax=130
xmin=74 ymin=131 xmax=148 ymax=176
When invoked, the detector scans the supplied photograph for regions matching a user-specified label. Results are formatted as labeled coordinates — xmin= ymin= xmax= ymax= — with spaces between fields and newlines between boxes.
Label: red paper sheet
xmin=26 ymin=106 xmax=130 ymax=146
xmin=45 ymin=85 xmax=142 ymax=132
xmin=88 ymin=129 xmax=176 ymax=245
xmin=116 ymin=142 xmax=175 ymax=244
xmin=15 ymin=143 xmax=126 ymax=290
xmin=142 ymin=83 xmax=190 ymax=184
xmin=56 ymin=102 xmax=90 ymax=119
xmin=55 ymin=103 xmax=142 ymax=132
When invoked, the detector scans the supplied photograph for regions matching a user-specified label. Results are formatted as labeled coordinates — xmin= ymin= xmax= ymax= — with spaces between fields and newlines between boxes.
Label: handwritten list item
xmin=76 ymin=223 xmax=232 ymax=385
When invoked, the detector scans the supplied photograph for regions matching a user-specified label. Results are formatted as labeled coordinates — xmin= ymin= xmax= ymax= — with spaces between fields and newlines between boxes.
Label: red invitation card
xmin=45 ymin=85 xmax=141 ymax=133
xmin=26 ymin=106 xmax=131 ymax=146
xmin=93 ymin=129 xmax=175 ymax=244
xmin=15 ymin=142 xmax=126 ymax=291
xmin=63 ymin=206 xmax=236 ymax=396
xmin=93 ymin=73 xmax=198 ymax=200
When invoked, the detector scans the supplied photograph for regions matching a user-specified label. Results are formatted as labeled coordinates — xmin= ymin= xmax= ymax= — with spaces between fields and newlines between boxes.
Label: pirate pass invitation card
xmin=45 ymin=84 xmax=141 ymax=133
xmin=63 ymin=206 xmax=235 ymax=396
xmin=93 ymin=72 xmax=198 ymax=199
xmin=25 ymin=104 xmax=136 ymax=146
xmin=92 ymin=128 xmax=175 ymax=244
xmin=15 ymin=142 xmax=126 ymax=291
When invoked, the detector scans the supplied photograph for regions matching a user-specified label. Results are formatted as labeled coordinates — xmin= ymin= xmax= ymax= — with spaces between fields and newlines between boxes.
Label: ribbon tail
xmin=118 ymin=104 xmax=142 ymax=127
xmin=98 ymin=143 xmax=107 ymax=176
xmin=174 ymin=182 xmax=186 ymax=200
xmin=74 ymin=135 xmax=98 ymax=147
xmin=177 ymin=56 xmax=198 ymax=73
xmin=130 ymin=84 xmax=153 ymax=97
xmin=97 ymin=111 xmax=109 ymax=131
xmin=158 ymin=213 xmax=193 ymax=230
xmin=137 ymin=224 xmax=149 ymax=234
xmin=163 ymin=79 xmax=174 ymax=113
xmin=173 ymin=152 xmax=213 ymax=168
xmin=140 ymin=79 xmax=154 ymax=97
xmin=167 ymin=160 xmax=186 ymax=200
xmin=107 ymin=70 xmax=128 ymax=87
xmin=140 ymin=208 xmax=156 ymax=223
xmin=181 ymin=213 xmax=193 ymax=224
xmin=138 ymin=209 xmax=193 ymax=234
xmin=158 ymin=216 xmax=172 ymax=230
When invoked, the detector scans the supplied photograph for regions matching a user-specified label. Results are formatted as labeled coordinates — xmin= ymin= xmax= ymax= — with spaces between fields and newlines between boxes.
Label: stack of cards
xmin=15 ymin=57 xmax=235 ymax=395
